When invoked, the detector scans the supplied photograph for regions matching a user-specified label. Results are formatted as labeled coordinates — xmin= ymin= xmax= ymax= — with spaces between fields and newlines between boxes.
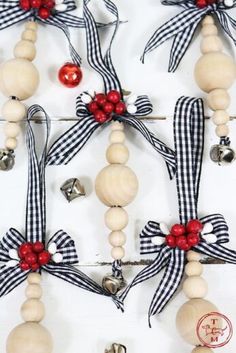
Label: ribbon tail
xmin=0 ymin=7 xmax=30 ymax=30
xmin=194 ymin=243 xmax=236 ymax=264
xmin=0 ymin=266 xmax=29 ymax=297
xmin=215 ymin=10 xmax=236 ymax=45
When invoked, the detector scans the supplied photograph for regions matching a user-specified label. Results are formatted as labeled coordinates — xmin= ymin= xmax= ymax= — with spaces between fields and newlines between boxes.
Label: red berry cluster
xmin=196 ymin=0 xmax=216 ymax=8
xmin=88 ymin=90 xmax=126 ymax=123
xmin=165 ymin=219 xmax=203 ymax=251
xmin=19 ymin=0 xmax=55 ymax=19
xmin=18 ymin=242 xmax=51 ymax=271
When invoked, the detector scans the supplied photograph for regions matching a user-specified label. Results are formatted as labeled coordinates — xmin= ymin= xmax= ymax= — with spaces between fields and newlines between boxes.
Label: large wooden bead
xmin=14 ymin=40 xmax=36 ymax=61
xmin=105 ymin=207 xmax=128 ymax=231
xmin=183 ymin=276 xmax=208 ymax=299
xmin=6 ymin=322 xmax=53 ymax=353
xmin=21 ymin=299 xmax=45 ymax=322
xmin=27 ymin=273 xmax=41 ymax=284
xmin=4 ymin=122 xmax=20 ymax=138
xmin=207 ymin=89 xmax=230 ymax=110
xmin=185 ymin=261 xmax=203 ymax=276
xmin=109 ymin=130 xmax=125 ymax=144
xmin=21 ymin=29 xmax=37 ymax=43
xmin=106 ymin=143 xmax=129 ymax=164
xmin=192 ymin=348 xmax=214 ymax=353
xmin=187 ymin=251 xmax=201 ymax=262
xmin=212 ymin=110 xmax=230 ymax=125
xmin=2 ymin=99 xmax=26 ymax=122
xmin=111 ymin=246 xmax=125 ymax=260
xmin=109 ymin=231 xmax=126 ymax=246
xmin=176 ymin=299 xmax=218 ymax=345
xmin=25 ymin=284 xmax=42 ymax=299
xmin=200 ymin=36 xmax=223 ymax=54
xmin=0 ymin=58 xmax=39 ymax=100
xmin=95 ymin=164 xmax=138 ymax=207
xmin=216 ymin=124 xmax=229 ymax=137
xmin=194 ymin=53 xmax=236 ymax=93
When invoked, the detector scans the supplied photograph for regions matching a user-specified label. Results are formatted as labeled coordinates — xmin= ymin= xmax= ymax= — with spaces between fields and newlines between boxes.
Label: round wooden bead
xmin=105 ymin=207 xmax=128 ymax=230
xmin=185 ymin=261 xmax=203 ymax=276
xmin=215 ymin=124 xmax=229 ymax=137
xmin=183 ymin=276 xmax=208 ymax=299
xmin=14 ymin=40 xmax=36 ymax=61
xmin=212 ymin=110 xmax=230 ymax=125
xmin=21 ymin=299 xmax=45 ymax=322
xmin=111 ymin=246 xmax=125 ymax=260
xmin=25 ymin=284 xmax=42 ymax=299
xmin=0 ymin=58 xmax=39 ymax=100
xmin=201 ymin=24 xmax=218 ymax=37
xmin=95 ymin=164 xmax=138 ymax=207
xmin=109 ymin=231 xmax=126 ymax=246
xmin=4 ymin=123 xmax=20 ymax=138
xmin=192 ymin=348 xmax=214 ymax=353
xmin=176 ymin=299 xmax=218 ymax=345
xmin=2 ymin=99 xmax=26 ymax=122
xmin=27 ymin=273 xmax=42 ymax=284
xmin=187 ymin=250 xmax=201 ymax=262
xmin=25 ymin=21 xmax=38 ymax=31
xmin=202 ymin=15 xmax=214 ymax=26
xmin=109 ymin=130 xmax=125 ymax=144
xmin=111 ymin=121 xmax=124 ymax=131
xmin=21 ymin=29 xmax=37 ymax=43
xmin=6 ymin=322 xmax=53 ymax=353
xmin=106 ymin=143 xmax=129 ymax=164
xmin=5 ymin=137 xmax=17 ymax=150
xmin=194 ymin=52 xmax=236 ymax=93
xmin=200 ymin=36 xmax=223 ymax=54
xmin=207 ymin=89 xmax=230 ymax=110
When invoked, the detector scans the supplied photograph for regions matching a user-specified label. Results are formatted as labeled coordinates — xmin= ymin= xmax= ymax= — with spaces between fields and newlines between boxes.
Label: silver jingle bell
xmin=0 ymin=149 xmax=15 ymax=171
xmin=210 ymin=144 xmax=236 ymax=165
xmin=105 ymin=343 xmax=127 ymax=353
xmin=60 ymin=178 xmax=86 ymax=202
xmin=102 ymin=274 xmax=126 ymax=295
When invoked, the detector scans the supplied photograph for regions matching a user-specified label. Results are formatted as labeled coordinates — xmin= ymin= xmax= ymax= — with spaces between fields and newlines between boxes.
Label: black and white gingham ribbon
xmin=141 ymin=0 xmax=236 ymax=72
xmin=0 ymin=104 xmax=123 ymax=310
xmin=119 ymin=96 xmax=236 ymax=324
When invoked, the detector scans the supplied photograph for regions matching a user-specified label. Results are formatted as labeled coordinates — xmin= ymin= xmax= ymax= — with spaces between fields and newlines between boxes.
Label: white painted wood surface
xmin=0 ymin=1 xmax=236 ymax=352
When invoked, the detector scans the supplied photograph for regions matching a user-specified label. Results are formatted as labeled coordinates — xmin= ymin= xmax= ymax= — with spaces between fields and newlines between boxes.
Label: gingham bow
xmin=141 ymin=0 xmax=236 ymax=72
xmin=0 ymin=104 xmax=122 ymax=310
xmin=119 ymin=96 xmax=236 ymax=324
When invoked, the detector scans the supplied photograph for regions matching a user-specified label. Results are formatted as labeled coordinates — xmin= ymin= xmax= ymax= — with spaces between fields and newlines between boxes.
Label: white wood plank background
xmin=0 ymin=1 xmax=236 ymax=352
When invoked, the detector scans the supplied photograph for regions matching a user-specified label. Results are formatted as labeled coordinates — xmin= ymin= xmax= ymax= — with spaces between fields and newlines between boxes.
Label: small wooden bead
xmin=4 ymin=122 xmax=20 ymax=138
xmin=2 ymin=99 xmax=26 ymax=122
xmin=27 ymin=273 xmax=41 ymax=284
xmin=109 ymin=231 xmax=126 ymax=246
xmin=186 ymin=251 xmax=201 ymax=262
xmin=202 ymin=15 xmax=214 ymax=26
xmin=215 ymin=124 xmax=229 ymax=137
xmin=5 ymin=137 xmax=17 ymax=150
xmin=25 ymin=21 xmax=38 ymax=31
xmin=109 ymin=130 xmax=125 ymax=144
xmin=201 ymin=24 xmax=218 ymax=37
xmin=106 ymin=143 xmax=129 ymax=164
xmin=105 ymin=207 xmax=128 ymax=231
xmin=21 ymin=299 xmax=45 ymax=322
xmin=25 ymin=284 xmax=42 ymax=299
xmin=111 ymin=246 xmax=125 ymax=260
xmin=21 ymin=30 xmax=37 ymax=43
xmin=200 ymin=36 xmax=223 ymax=54
xmin=111 ymin=121 xmax=124 ymax=131
xmin=212 ymin=110 xmax=230 ymax=125
xmin=192 ymin=348 xmax=214 ymax=353
xmin=183 ymin=276 xmax=208 ymax=299
xmin=185 ymin=261 xmax=203 ymax=277
xmin=14 ymin=40 xmax=36 ymax=61
xmin=207 ymin=89 xmax=230 ymax=110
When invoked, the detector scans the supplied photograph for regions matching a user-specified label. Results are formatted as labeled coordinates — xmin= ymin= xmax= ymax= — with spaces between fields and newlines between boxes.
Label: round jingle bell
xmin=0 ymin=149 xmax=15 ymax=171
xmin=102 ymin=274 xmax=126 ymax=295
xmin=210 ymin=144 xmax=236 ymax=165
xmin=105 ymin=343 xmax=127 ymax=353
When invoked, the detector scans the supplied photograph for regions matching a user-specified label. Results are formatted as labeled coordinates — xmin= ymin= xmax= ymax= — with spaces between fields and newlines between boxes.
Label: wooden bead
xmin=6 ymin=322 xmax=53 ymax=353
xmin=109 ymin=130 xmax=125 ymax=144
xmin=14 ymin=40 xmax=36 ymax=61
xmin=2 ymin=99 xmax=26 ymax=122
xmin=106 ymin=143 xmax=129 ymax=164
xmin=25 ymin=284 xmax=42 ymax=299
xmin=21 ymin=299 xmax=45 ymax=322
xmin=111 ymin=121 xmax=124 ymax=131
xmin=212 ymin=110 xmax=230 ymax=125
xmin=95 ymin=164 xmax=138 ymax=207
xmin=192 ymin=348 xmax=214 ymax=353
xmin=4 ymin=122 xmax=20 ymax=138
xmin=25 ymin=21 xmax=38 ymax=31
xmin=185 ymin=261 xmax=203 ymax=276
xmin=187 ymin=250 xmax=201 ymax=262
xmin=105 ymin=207 xmax=128 ymax=231
xmin=202 ymin=16 xmax=214 ymax=26
xmin=183 ymin=276 xmax=208 ymax=299
xmin=109 ymin=231 xmax=126 ymax=246
xmin=0 ymin=58 xmax=39 ymax=100
xmin=5 ymin=137 xmax=17 ymax=150
xmin=215 ymin=124 xmax=229 ymax=137
xmin=111 ymin=246 xmax=125 ymax=260
xmin=200 ymin=36 xmax=223 ymax=54
xmin=194 ymin=52 xmax=236 ymax=93
xmin=21 ymin=29 xmax=37 ymax=43
xmin=27 ymin=273 xmax=42 ymax=284
xmin=201 ymin=24 xmax=218 ymax=37
xmin=176 ymin=299 xmax=218 ymax=345
xmin=207 ymin=89 xmax=230 ymax=110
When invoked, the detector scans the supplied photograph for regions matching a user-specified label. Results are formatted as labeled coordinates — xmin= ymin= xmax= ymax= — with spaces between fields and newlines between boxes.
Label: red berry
xmin=165 ymin=234 xmax=176 ymax=248
xmin=176 ymin=235 xmax=188 ymax=248
xmin=94 ymin=110 xmax=108 ymax=124
xmin=38 ymin=6 xmax=51 ymax=19
xmin=20 ymin=0 xmax=31 ymax=10
xmin=19 ymin=261 xmax=30 ymax=271
xmin=115 ymin=102 xmax=126 ymax=115
xmin=18 ymin=243 xmax=33 ymax=259
xmin=32 ymin=241 xmax=44 ymax=253
xmin=42 ymin=0 xmax=55 ymax=8
xmin=171 ymin=224 xmax=186 ymax=237
xmin=196 ymin=0 xmax=207 ymax=8
xmin=58 ymin=63 xmax=82 ymax=88
xmin=94 ymin=94 xmax=107 ymax=107
xmin=103 ymin=102 xmax=115 ymax=114
xmin=107 ymin=90 xmax=121 ymax=104
xmin=25 ymin=252 xmax=38 ymax=265
xmin=38 ymin=250 xmax=51 ymax=265
xmin=31 ymin=262 xmax=40 ymax=271
xmin=186 ymin=219 xmax=203 ymax=234
xmin=88 ymin=101 xmax=99 ymax=113
xmin=30 ymin=0 xmax=42 ymax=8
xmin=187 ymin=233 xmax=200 ymax=247
xmin=178 ymin=242 xmax=191 ymax=251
